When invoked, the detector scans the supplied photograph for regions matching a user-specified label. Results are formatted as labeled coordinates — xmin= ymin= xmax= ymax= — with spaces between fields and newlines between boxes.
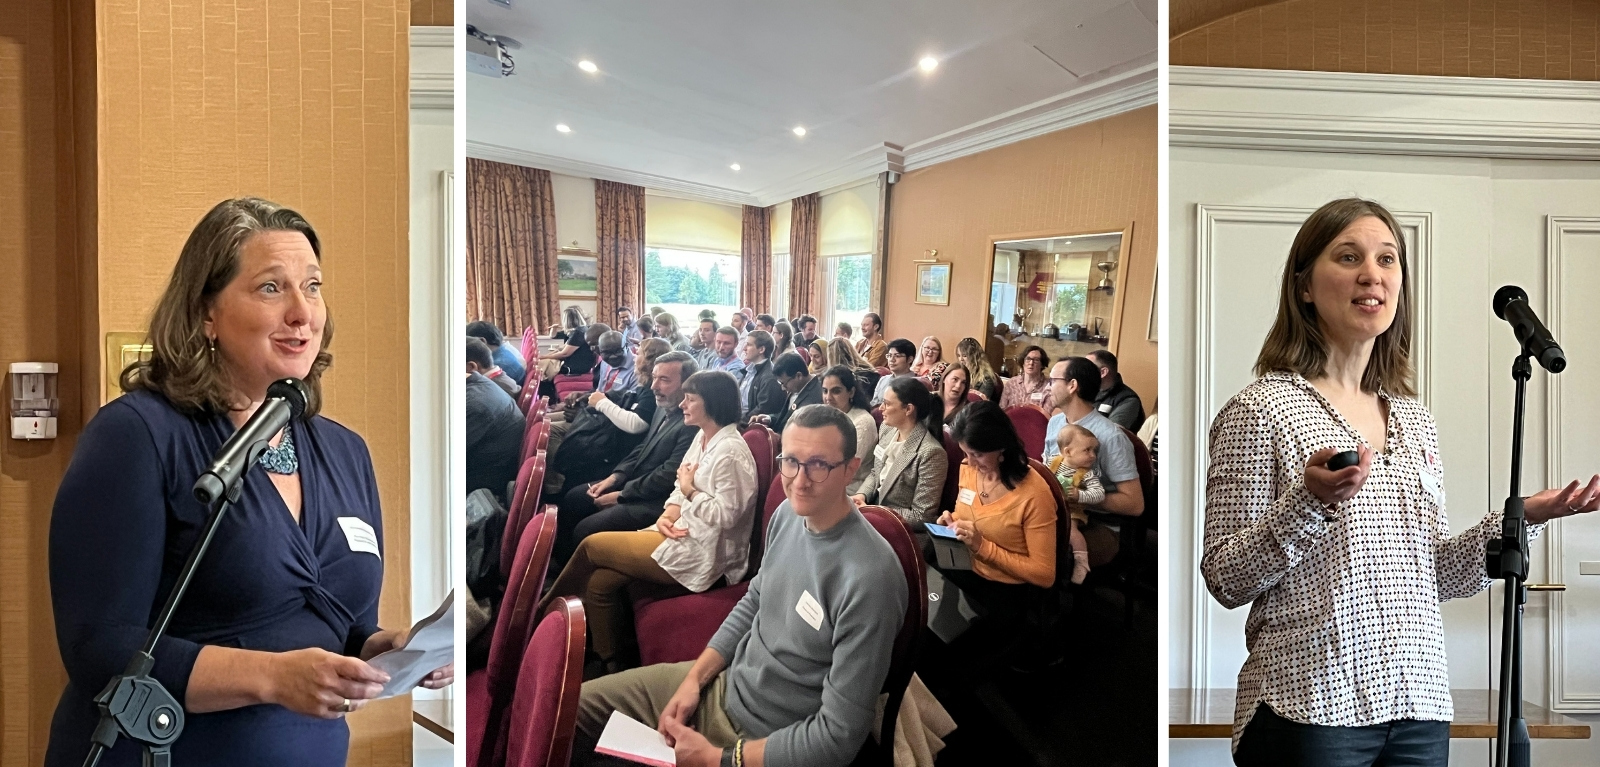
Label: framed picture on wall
xmin=557 ymin=253 xmax=598 ymax=297
xmin=914 ymin=262 xmax=952 ymax=306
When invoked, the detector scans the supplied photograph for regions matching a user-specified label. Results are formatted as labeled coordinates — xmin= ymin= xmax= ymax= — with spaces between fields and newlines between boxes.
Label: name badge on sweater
xmin=796 ymin=590 xmax=825 ymax=630
xmin=957 ymin=488 xmax=976 ymax=506
xmin=338 ymin=517 xmax=382 ymax=558
xmin=1420 ymin=450 xmax=1443 ymax=504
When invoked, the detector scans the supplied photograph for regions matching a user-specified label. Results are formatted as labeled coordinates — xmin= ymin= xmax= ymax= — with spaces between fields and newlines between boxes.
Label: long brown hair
xmin=1254 ymin=197 xmax=1414 ymax=396
xmin=121 ymin=198 xmax=335 ymax=417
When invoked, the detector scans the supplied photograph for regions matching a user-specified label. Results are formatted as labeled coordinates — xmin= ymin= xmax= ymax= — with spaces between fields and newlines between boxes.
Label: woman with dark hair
xmin=852 ymin=377 xmax=947 ymax=525
xmin=540 ymin=369 xmax=758 ymax=672
xmin=820 ymin=365 xmax=877 ymax=495
xmin=940 ymin=363 xmax=973 ymax=427
xmin=957 ymin=336 xmax=1002 ymax=403
xmin=654 ymin=311 xmax=691 ymax=352
xmin=999 ymin=345 xmax=1050 ymax=411
xmin=772 ymin=320 xmax=797 ymax=359
xmin=1204 ymin=198 xmax=1600 ymax=766
xmin=467 ymin=319 xmax=527 ymax=386
xmin=935 ymin=400 xmax=1058 ymax=618
xmin=47 ymin=198 xmax=450 ymax=767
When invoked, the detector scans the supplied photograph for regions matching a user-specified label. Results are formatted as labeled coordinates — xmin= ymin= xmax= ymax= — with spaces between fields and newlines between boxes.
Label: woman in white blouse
xmin=1203 ymin=197 xmax=1600 ymax=767
xmin=540 ymin=369 xmax=758 ymax=672
xmin=818 ymin=365 xmax=878 ymax=495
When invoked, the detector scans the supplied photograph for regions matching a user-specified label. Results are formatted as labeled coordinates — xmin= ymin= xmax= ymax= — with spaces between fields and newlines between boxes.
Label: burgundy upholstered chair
xmin=552 ymin=373 xmax=594 ymax=400
xmin=939 ymin=430 xmax=964 ymax=512
xmin=850 ymin=506 xmax=928 ymax=767
xmin=503 ymin=597 xmax=586 ymax=767
xmin=501 ymin=455 xmax=545 ymax=581
xmin=520 ymin=326 xmax=539 ymax=366
xmin=869 ymin=407 xmax=883 ymax=427
xmin=468 ymin=508 xmax=558 ymax=767
xmin=631 ymin=470 xmax=787 ymax=666
xmin=1005 ymin=405 xmax=1050 ymax=461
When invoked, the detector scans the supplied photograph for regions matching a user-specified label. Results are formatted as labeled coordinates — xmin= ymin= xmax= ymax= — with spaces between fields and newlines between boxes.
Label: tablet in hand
xmin=925 ymin=522 xmax=959 ymax=539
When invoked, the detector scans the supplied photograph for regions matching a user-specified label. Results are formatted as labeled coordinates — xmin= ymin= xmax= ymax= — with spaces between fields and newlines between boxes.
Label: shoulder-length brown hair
xmin=121 ymin=197 xmax=334 ymax=417
xmin=1254 ymin=197 xmax=1414 ymax=396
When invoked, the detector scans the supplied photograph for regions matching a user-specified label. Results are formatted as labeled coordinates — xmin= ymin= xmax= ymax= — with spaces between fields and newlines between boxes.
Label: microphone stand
xmin=1486 ymin=351 xmax=1535 ymax=767
xmin=81 ymin=442 xmax=269 ymax=767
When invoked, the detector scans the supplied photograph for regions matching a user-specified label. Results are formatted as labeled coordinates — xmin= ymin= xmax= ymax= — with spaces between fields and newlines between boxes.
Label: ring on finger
xmin=340 ymin=698 xmax=353 ymax=713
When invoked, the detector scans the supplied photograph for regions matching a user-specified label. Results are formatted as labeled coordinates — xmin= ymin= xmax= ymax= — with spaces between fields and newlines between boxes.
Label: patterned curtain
xmin=740 ymin=205 xmax=772 ymax=313
xmin=595 ymin=180 xmax=646 ymax=325
xmin=787 ymin=192 xmax=820 ymax=317
xmin=465 ymin=158 xmax=559 ymax=336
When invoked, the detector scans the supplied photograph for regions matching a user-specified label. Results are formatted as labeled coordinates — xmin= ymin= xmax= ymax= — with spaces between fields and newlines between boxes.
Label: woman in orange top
xmin=934 ymin=401 xmax=1058 ymax=626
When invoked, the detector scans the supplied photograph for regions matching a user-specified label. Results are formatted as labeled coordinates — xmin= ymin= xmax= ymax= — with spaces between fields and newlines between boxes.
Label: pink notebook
xmin=594 ymin=711 xmax=676 ymax=767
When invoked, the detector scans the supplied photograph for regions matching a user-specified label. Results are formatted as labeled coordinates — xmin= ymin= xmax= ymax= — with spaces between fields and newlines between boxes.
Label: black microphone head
xmin=1543 ymin=347 xmax=1568 ymax=374
xmin=267 ymin=378 xmax=310 ymax=419
xmin=1494 ymin=285 xmax=1529 ymax=319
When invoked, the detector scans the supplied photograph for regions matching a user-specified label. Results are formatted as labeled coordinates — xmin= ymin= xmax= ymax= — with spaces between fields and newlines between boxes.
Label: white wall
xmin=1170 ymin=69 xmax=1600 ymax=766
xmin=408 ymin=26 xmax=454 ymax=704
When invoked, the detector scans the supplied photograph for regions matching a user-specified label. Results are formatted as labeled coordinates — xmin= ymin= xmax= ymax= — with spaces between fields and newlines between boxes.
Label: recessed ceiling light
xmin=792 ymin=126 xmax=807 ymax=137
xmin=730 ymin=163 xmax=741 ymax=171
xmin=578 ymin=60 xmax=598 ymax=73
xmin=555 ymin=124 xmax=572 ymax=133
xmin=919 ymin=56 xmax=939 ymax=72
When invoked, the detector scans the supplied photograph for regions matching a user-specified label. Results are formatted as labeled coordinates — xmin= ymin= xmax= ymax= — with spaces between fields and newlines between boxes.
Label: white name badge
xmin=338 ymin=516 xmax=382 ymax=558
xmin=796 ymin=590 xmax=825 ymax=630
xmin=1419 ymin=471 xmax=1443 ymax=505
xmin=957 ymin=488 xmax=977 ymax=506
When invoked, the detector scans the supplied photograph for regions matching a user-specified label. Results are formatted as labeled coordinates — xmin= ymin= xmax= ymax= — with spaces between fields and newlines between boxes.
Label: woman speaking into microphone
xmin=45 ymin=198 xmax=451 ymax=766
xmin=1202 ymin=197 xmax=1600 ymax=767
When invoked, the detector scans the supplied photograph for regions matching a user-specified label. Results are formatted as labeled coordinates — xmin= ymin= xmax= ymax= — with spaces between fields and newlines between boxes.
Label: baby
xmin=1047 ymin=424 xmax=1103 ymax=584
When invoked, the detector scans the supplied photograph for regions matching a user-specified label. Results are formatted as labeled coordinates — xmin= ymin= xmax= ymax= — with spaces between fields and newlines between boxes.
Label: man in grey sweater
xmin=573 ymin=405 xmax=907 ymax=767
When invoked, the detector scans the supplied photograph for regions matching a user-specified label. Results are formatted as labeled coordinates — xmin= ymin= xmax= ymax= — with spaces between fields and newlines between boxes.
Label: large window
xmin=770 ymin=251 xmax=791 ymax=318
xmin=644 ymin=248 xmax=741 ymax=326
xmin=822 ymin=254 xmax=871 ymax=336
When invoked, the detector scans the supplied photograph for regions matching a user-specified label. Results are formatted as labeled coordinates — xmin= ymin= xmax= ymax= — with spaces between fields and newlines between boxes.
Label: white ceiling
xmin=465 ymin=0 xmax=1157 ymax=206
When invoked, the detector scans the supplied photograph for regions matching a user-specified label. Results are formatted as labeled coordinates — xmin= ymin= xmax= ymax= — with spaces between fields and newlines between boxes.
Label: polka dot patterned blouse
xmin=1200 ymin=372 xmax=1542 ymax=751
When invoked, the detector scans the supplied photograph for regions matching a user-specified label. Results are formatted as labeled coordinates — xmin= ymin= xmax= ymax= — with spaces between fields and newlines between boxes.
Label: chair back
xmin=504 ymin=597 xmax=586 ymax=767
xmin=939 ymin=430 xmax=963 ymax=512
xmin=964 ymin=390 xmax=981 ymax=403
xmin=740 ymin=424 xmax=777 ymax=564
xmin=1029 ymin=458 xmax=1072 ymax=587
xmin=1005 ymin=406 xmax=1050 ymax=461
xmin=869 ymin=407 xmax=883 ymax=427
xmin=519 ymin=419 xmax=545 ymax=466
xmin=481 ymin=508 xmax=558 ymax=767
xmin=875 ymin=367 xmax=890 ymax=377
xmin=502 ymin=455 xmax=545 ymax=580
xmin=1122 ymin=426 xmax=1154 ymax=520
xmin=748 ymin=469 xmax=787 ymax=573
xmin=520 ymin=326 xmax=539 ymax=365
xmin=856 ymin=506 xmax=928 ymax=765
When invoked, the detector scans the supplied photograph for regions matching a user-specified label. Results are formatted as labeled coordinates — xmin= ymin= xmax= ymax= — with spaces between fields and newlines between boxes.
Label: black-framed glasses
xmin=777 ymin=454 xmax=846 ymax=482
xmin=1049 ymin=376 xmax=1068 ymax=383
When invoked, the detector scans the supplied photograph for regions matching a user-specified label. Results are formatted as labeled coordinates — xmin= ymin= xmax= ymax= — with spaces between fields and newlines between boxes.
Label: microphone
xmin=1494 ymin=286 xmax=1566 ymax=373
xmin=192 ymin=378 xmax=309 ymax=504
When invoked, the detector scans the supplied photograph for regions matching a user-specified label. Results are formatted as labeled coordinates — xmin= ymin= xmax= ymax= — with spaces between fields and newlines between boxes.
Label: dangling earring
xmin=208 ymin=337 xmax=217 ymax=362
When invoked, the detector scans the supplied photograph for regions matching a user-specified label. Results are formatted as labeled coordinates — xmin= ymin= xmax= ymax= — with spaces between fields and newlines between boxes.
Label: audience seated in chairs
xmin=468 ymin=336 xmax=519 ymax=398
xmin=852 ymin=376 xmax=948 ymax=526
xmin=467 ymin=340 xmax=526 ymax=503
xmin=933 ymin=400 xmax=1058 ymax=627
xmin=1041 ymin=357 xmax=1145 ymax=517
xmin=912 ymin=335 xmax=950 ymax=389
xmin=468 ymin=320 xmax=528 ymax=387
xmin=940 ymin=363 xmax=973 ymax=427
xmin=871 ymin=338 xmax=918 ymax=406
xmin=552 ymin=351 xmax=699 ymax=565
xmin=736 ymin=330 xmax=786 ymax=425
xmin=1087 ymin=349 xmax=1147 ymax=432
xmin=1000 ymin=345 xmax=1052 ymax=412
xmin=1045 ymin=424 xmax=1103 ymax=585
xmin=819 ymin=365 xmax=878 ymax=496
xmin=592 ymin=330 xmax=637 ymax=394
xmin=956 ymin=336 xmax=1002 ymax=403
xmin=750 ymin=352 xmax=822 ymax=433
xmin=653 ymin=311 xmax=692 ymax=353
xmin=546 ymin=338 xmax=671 ymax=495
xmin=572 ymin=405 xmax=906 ymax=767
xmin=539 ymin=369 xmax=759 ymax=674
xmin=702 ymin=326 xmax=746 ymax=376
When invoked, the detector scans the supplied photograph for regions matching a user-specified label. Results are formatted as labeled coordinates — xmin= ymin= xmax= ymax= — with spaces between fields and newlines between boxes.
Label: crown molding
xmin=903 ymin=56 xmax=1157 ymax=171
xmin=409 ymin=26 xmax=454 ymax=110
xmin=465 ymin=142 xmax=760 ymax=206
xmin=1171 ymin=66 xmax=1600 ymax=160
xmin=471 ymin=57 xmax=1156 ymax=207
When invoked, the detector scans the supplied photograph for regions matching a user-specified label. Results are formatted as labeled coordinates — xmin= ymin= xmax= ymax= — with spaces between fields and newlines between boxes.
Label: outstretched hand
xmin=1526 ymin=475 xmax=1600 ymax=524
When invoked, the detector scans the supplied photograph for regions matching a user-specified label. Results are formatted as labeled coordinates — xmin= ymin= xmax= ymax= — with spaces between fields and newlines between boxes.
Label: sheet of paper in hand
xmin=596 ymin=711 xmax=676 ymax=767
xmin=368 ymin=589 xmax=455 ymax=699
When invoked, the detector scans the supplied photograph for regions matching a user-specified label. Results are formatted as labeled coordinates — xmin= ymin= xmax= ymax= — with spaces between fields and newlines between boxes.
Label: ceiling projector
xmin=467 ymin=25 xmax=517 ymax=78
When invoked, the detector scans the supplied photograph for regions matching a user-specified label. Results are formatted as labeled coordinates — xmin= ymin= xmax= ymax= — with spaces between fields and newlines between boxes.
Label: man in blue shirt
xmin=616 ymin=306 xmax=643 ymax=349
xmin=593 ymin=331 xmax=637 ymax=393
xmin=1041 ymin=356 xmax=1144 ymax=517
xmin=705 ymin=326 xmax=746 ymax=377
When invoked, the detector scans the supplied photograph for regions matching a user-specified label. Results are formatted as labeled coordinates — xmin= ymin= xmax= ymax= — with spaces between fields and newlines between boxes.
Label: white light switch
xmin=1580 ymin=562 xmax=1600 ymax=576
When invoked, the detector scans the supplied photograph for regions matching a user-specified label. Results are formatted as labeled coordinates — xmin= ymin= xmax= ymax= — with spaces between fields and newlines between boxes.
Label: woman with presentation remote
xmin=1202 ymin=197 xmax=1600 ymax=767
xmin=45 ymin=198 xmax=452 ymax=766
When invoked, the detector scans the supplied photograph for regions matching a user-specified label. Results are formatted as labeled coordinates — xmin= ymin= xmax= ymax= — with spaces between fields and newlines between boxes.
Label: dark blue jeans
xmin=1233 ymin=704 xmax=1450 ymax=767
